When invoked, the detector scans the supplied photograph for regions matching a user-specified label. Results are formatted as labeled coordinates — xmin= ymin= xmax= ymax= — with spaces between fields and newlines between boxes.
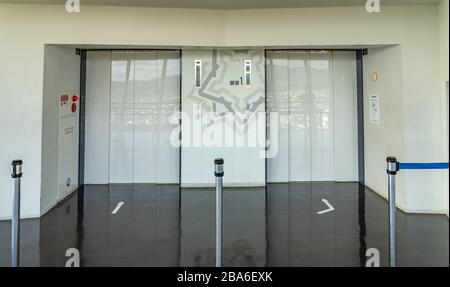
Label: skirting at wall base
xmin=0 ymin=187 xmax=79 ymax=221
xmin=365 ymin=184 xmax=448 ymax=215
xmin=0 ymin=214 xmax=41 ymax=221
xmin=40 ymin=187 xmax=79 ymax=218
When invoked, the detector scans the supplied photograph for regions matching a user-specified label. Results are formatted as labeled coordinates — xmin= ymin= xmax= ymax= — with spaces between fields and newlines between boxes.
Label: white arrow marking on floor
xmin=317 ymin=199 xmax=335 ymax=214
xmin=111 ymin=201 xmax=125 ymax=214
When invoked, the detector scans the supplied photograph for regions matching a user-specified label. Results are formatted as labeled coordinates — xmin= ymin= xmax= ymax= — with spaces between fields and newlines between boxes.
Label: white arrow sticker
xmin=317 ymin=199 xmax=335 ymax=214
xmin=111 ymin=201 xmax=125 ymax=214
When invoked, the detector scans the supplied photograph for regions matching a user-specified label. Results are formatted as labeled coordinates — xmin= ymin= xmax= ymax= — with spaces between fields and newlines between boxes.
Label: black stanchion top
xmin=12 ymin=159 xmax=23 ymax=178
xmin=386 ymin=157 xmax=397 ymax=163
xmin=214 ymin=158 xmax=224 ymax=177
xmin=386 ymin=156 xmax=399 ymax=175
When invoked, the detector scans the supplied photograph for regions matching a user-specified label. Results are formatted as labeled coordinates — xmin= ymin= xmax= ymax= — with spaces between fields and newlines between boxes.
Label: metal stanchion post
xmin=11 ymin=160 xmax=23 ymax=267
xmin=214 ymin=158 xmax=224 ymax=267
xmin=386 ymin=157 xmax=399 ymax=267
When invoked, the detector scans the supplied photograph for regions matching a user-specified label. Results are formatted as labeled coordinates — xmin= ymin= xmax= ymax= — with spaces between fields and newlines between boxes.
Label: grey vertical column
xmin=214 ymin=158 xmax=224 ymax=267
xmin=11 ymin=160 xmax=23 ymax=267
xmin=386 ymin=157 xmax=398 ymax=267
xmin=356 ymin=50 xmax=365 ymax=184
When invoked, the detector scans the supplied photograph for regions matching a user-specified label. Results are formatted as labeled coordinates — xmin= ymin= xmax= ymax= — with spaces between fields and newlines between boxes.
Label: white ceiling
xmin=0 ymin=0 xmax=441 ymax=9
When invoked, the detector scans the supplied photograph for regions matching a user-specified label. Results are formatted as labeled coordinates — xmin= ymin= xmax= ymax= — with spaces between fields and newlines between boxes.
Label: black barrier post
xmin=386 ymin=157 xmax=449 ymax=267
xmin=11 ymin=160 xmax=22 ymax=267
xmin=386 ymin=157 xmax=399 ymax=267
xmin=214 ymin=158 xmax=224 ymax=267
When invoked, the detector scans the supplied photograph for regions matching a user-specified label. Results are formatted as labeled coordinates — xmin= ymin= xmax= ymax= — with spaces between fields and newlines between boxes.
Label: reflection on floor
xmin=0 ymin=183 xmax=448 ymax=267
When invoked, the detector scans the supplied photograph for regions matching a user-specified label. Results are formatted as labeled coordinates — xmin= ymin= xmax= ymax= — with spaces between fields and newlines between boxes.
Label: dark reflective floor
xmin=0 ymin=183 xmax=448 ymax=267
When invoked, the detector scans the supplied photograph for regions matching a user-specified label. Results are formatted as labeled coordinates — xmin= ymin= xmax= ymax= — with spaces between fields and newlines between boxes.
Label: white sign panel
xmin=369 ymin=94 xmax=380 ymax=124
xmin=58 ymin=92 xmax=80 ymax=201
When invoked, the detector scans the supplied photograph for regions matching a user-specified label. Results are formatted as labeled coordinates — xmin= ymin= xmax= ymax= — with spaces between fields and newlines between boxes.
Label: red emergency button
xmin=72 ymin=95 xmax=79 ymax=102
xmin=71 ymin=103 xmax=77 ymax=113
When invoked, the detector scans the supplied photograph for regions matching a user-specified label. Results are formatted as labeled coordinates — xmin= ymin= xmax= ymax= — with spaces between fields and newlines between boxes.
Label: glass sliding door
xmin=266 ymin=50 xmax=358 ymax=182
xmin=110 ymin=51 xmax=135 ymax=183
xmin=309 ymin=51 xmax=334 ymax=181
xmin=155 ymin=51 xmax=181 ymax=183
xmin=288 ymin=51 xmax=311 ymax=181
xmin=133 ymin=51 xmax=158 ymax=183
xmin=85 ymin=50 xmax=181 ymax=184
xmin=266 ymin=51 xmax=289 ymax=182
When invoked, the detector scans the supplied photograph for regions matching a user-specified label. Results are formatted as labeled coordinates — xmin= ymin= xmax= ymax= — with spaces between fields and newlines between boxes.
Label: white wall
xmin=0 ymin=3 xmax=447 ymax=217
xmin=363 ymin=46 xmax=406 ymax=208
xmin=439 ymin=0 xmax=449 ymax=84
xmin=40 ymin=45 xmax=80 ymax=216
xmin=364 ymin=42 xmax=448 ymax=214
xmin=438 ymin=0 xmax=449 ymax=216
xmin=0 ymin=43 xmax=79 ymax=219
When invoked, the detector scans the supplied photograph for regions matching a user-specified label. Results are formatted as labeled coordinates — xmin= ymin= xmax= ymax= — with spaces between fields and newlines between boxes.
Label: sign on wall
xmin=369 ymin=94 xmax=380 ymax=125
xmin=58 ymin=92 xmax=79 ymax=200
